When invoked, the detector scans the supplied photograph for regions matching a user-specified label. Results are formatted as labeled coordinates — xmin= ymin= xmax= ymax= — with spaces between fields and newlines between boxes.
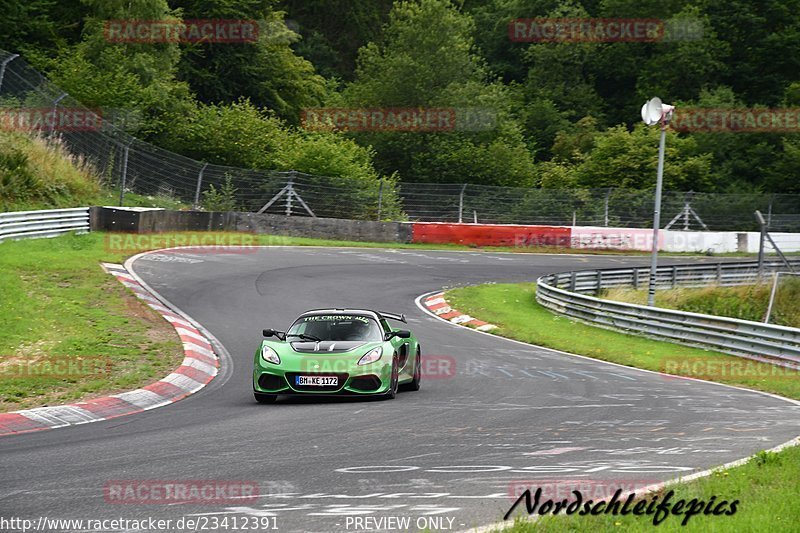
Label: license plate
xmin=296 ymin=375 xmax=338 ymax=386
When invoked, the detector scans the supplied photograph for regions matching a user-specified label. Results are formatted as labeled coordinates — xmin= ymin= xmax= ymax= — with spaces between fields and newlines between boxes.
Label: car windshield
xmin=287 ymin=314 xmax=383 ymax=342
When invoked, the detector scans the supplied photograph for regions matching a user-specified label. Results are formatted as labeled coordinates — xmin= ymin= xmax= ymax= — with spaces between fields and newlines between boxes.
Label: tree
xmin=698 ymin=0 xmax=800 ymax=106
xmin=343 ymin=0 xmax=535 ymax=185
xmin=520 ymin=2 xmax=606 ymax=124
xmin=46 ymin=0 xmax=194 ymax=139
xmin=278 ymin=0 xmax=394 ymax=80
xmin=0 ymin=0 xmax=88 ymax=64
xmin=172 ymin=0 xmax=327 ymax=122
xmin=573 ymin=123 xmax=713 ymax=191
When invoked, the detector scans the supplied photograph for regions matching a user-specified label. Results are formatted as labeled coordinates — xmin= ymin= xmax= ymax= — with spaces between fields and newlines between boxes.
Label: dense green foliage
xmin=1 ymin=0 xmax=798 ymax=192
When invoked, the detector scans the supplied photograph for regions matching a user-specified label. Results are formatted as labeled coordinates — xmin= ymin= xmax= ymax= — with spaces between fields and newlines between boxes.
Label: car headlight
xmin=357 ymin=346 xmax=382 ymax=366
xmin=261 ymin=344 xmax=280 ymax=365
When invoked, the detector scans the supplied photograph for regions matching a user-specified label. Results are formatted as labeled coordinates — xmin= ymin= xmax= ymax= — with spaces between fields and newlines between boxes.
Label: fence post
xmin=767 ymin=194 xmax=774 ymax=228
xmin=285 ymin=171 xmax=296 ymax=216
xmin=764 ymin=272 xmax=782 ymax=324
xmin=458 ymin=184 xmax=467 ymax=223
xmin=377 ymin=178 xmax=383 ymax=221
xmin=49 ymin=93 xmax=68 ymax=137
xmin=0 ymin=54 xmax=20 ymax=93
xmin=193 ymin=162 xmax=208 ymax=209
xmin=118 ymin=142 xmax=130 ymax=207
xmin=683 ymin=191 xmax=692 ymax=231
xmin=604 ymin=188 xmax=611 ymax=227
xmin=755 ymin=210 xmax=767 ymax=280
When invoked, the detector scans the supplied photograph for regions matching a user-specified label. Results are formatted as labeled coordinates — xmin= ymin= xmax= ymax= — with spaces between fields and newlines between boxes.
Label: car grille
xmin=349 ymin=375 xmax=382 ymax=392
xmin=258 ymin=374 xmax=287 ymax=391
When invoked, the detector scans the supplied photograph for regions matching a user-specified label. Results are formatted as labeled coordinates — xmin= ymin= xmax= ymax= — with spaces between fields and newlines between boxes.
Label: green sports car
xmin=253 ymin=309 xmax=421 ymax=403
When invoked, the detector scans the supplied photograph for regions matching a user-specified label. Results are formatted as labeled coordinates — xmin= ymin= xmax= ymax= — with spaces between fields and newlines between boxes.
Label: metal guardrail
xmin=536 ymin=260 xmax=800 ymax=366
xmin=0 ymin=208 xmax=91 ymax=242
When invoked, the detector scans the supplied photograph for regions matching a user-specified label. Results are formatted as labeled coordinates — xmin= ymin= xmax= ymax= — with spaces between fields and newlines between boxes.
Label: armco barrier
xmin=412 ymin=222 xmax=571 ymax=247
xmin=0 ymin=208 xmax=90 ymax=242
xmin=536 ymin=260 xmax=800 ymax=366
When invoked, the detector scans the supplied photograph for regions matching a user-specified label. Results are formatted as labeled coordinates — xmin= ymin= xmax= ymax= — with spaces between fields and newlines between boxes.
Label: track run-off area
xmin=1 ymin=246 xmax=798 ymax=532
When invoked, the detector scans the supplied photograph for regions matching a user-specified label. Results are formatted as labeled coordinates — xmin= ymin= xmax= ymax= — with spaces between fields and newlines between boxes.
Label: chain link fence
xmin=1 ymin=50 xmax=798 ymax=231
xmin=399 ymin=184 xmax=800 ymax=230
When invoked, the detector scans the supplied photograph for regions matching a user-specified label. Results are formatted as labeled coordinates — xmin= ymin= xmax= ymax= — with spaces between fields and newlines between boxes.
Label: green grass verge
xmin=447 ymin=283 xmax=800 ymax=399
xmin=0 ymin=233 xmax=185 ymax=411
xmin=445 ymin=282 xmax=800 ymax=532
xmin=499 ymin=446 xmax=800 ymax=532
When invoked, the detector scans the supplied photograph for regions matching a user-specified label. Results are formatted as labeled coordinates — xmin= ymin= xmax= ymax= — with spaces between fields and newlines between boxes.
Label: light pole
xmin=641 ymin=97 xmax=675 ymax=307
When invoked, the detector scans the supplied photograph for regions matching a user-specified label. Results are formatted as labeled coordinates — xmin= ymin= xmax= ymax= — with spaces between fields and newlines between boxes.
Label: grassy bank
xmin=0 ymin=130 xmax=100 ymax=211
xmin=603 ymin=281 xmax=800 ymax=328
xmin=0 ymin=129 xmax=188 ymax=211
xmin=445 ymin=283 xmax=800 ymax=532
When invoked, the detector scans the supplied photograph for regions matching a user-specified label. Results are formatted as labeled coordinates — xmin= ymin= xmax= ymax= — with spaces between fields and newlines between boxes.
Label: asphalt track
xmin=1 ymin=247 xmax=799 ymax=532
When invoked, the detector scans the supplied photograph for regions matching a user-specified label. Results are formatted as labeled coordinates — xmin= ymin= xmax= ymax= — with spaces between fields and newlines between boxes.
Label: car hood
xmin=289 ymin=341 xmax=373 ymax=354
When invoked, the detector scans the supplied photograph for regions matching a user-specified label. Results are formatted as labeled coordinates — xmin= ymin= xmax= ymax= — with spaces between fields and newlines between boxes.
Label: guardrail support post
xmin=596 ymin=271 xmax=603 ymax=294
xmin=570 ymin=272 xmax=577 ymax=292
xmin=633 ymin=268 xmax=639 ymax=289
xmin=672 ymin=266 xmax=678 ymax=288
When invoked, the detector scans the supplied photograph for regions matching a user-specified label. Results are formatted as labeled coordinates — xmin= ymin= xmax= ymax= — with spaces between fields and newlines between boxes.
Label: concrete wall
xmin=90 ymin=208 xmax=800 ymax=253
xmin=91 ymin=207 xmax=412 ymax=244
xmin=409 ymin=222 xmax=800 ymax=253
xmin=412 ymin=222 xmax=571 ymax=247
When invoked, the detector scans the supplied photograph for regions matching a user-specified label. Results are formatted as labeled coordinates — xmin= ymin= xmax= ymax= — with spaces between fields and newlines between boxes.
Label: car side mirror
xmin=264 ymin=329 xmax=286 ymax=340
xmin=385 ymin=330 xmax=412 ymax=340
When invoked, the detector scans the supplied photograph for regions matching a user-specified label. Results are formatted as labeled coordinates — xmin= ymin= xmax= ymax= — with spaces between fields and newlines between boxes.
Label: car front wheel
xmin=381 ymin=355 xmax=399 ymax=400
xmin=401 ymin=347 xmax=421 ymax=392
